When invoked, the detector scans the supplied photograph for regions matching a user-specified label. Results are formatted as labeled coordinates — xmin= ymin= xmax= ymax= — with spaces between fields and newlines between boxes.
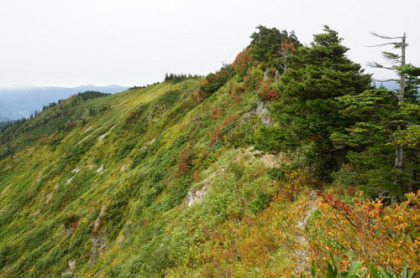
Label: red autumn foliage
xmin=229 ymin=91 xmax=243 ymax=103
xmin=257 ymin=85 xmax=280 ymax=102
xmin=192 ymin=89 xmax=204 ymax=103
xmin=229 ymin=85 xmax=245 ymax=103
xmin=38 ymin=137 xmax=49 ymax=144
xmin=233 ymin=51 xmax=252 ymax=74
xmin=71 ymin=219 xmax=80 ymax=232
xmin=177 ymin=147 xmax=194 ymax=175
xmin=319 ymin=193 xmax=353 ymax=215
xmin=208 ymin=127 xmax=222 ymax=147
xmin=222 ymin=115 xmax=235 ymax=128
xmin=64 ymin=121 xmax=77 ymax=131
xmin=261 ymin=89 xmax=280 ymax=101
xmin=310 ymin=190 xmax=420 ymax=271
xmin=211 ymin=108 xmax=222 ymax=119
xmin=347 ymin=186 xmax=357 ymax=196
xmin=193 ymin=170 xmax=200 ymax=181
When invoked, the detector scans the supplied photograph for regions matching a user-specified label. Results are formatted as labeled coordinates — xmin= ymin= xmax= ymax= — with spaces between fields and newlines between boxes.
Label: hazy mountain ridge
xmin=0 ymin=85 xmax=128 ymax=121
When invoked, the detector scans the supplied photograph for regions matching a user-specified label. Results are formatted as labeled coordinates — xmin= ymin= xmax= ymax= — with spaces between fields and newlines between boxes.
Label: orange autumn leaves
xmin=233 ymin=52 xmax=252 ymax=75
xmin=310 ymin=190 xmax=420 ymax=273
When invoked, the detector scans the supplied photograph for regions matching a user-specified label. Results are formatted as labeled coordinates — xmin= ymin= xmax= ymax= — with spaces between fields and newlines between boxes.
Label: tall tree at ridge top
xmin=257 ymin=25 xmax=372 ymax=178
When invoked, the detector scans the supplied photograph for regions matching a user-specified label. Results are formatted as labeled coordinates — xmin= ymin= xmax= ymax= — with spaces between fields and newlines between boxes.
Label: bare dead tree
xmin=367 ymin=32 xmax=407 ymax=186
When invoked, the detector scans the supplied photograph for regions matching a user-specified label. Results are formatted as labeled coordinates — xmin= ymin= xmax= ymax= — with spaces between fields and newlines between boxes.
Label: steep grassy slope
xmin=0 ymin=75 xmax=292 ymax=276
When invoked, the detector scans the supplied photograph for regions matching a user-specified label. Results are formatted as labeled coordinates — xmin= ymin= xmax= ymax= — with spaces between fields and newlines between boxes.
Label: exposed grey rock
xmin=98 ymin=126 xmax=115 ymax=142
xmin=120 ymin=164 xmax=127 ymax=172
xmin=240 ymin=110 xmax=256 ymax=124
xmin=185 ymin=175 xmax=215 ymax=207
xmin=240 ymin=101 xmax=272 ymax=126
xmin=36 ymin=171 xmax=43 ymax=182
xmin=62 ymin=260 xmax=76 ymax=276
xmin=117 ymin=221 xmax=134 ymax=243
xmin=96 ymin=165 xmax=104 ymax=174
xmin=90 ymin=232 xmax=107 ymax=265
xmin=260 ymin=112 xmax=272 ymax=126
xmin=93 ymin=206 xmax=107 ymax=232
xmin=263 ymin=70 xmax=269 ymax=80
xmin=141 ymin=138 xmax=156 ymax=150
xmin=256 ymin=101 xmax=272 ymax=126
xmin=256 ymin=100 xmax=265 ymax=115
xmin=46 ymin=192 xmax=53 ymax=204
xmin=82 ymin=125 xmax=93 ymax=134
xmin=71 ymin=167 xmax=80 ymax=173
xmin=90 ymin=206 xmax=108 ymax=265
xmin=294 ymin=190 xmax=318 ymax=272
xmin=186 ymin=185 xmax=210 ymax=207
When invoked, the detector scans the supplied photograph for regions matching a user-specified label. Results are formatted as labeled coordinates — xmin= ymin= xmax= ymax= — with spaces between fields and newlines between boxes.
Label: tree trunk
xmin=394 ymin=33 xmax=406 ymax=186
xmin=397 ymin=33 xmax=406 ymax=103
xmin=394 ymin=144 xmax=403 ymax=171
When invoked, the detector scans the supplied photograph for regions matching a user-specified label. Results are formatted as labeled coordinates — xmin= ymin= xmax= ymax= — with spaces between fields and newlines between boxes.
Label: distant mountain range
xmin=0 ymin=80 xmax=404 ymax=123
xmin=0 ymin=85 xmax=128 ymax=121
xmin=374 ymin=80 xmax=399 ymax=90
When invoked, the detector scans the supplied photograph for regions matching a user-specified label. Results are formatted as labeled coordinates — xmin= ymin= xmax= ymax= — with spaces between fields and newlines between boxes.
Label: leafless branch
xmin=367 ymin=62 xmax=395 ymax=70
xmin=370 ymin=32 xmax=402 ymax=40
xmin=367 ymin=61 xmax=383 ymax=68
xmin=366 ymin=42 xmax=398 ymax=47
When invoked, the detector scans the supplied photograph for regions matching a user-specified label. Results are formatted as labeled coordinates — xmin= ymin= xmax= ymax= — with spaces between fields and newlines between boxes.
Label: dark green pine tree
xmin=331 ymin=88 xmax=399 ymax=191
xmin=249 ymin=25 xmax=301 ymax=71
xmin=331 ymin=68 xmax=420 ymax=194
xmin=257 ymin=26 xmax=372 ymax=178
xmin=331 ymin=36 xmax=420 ymax=194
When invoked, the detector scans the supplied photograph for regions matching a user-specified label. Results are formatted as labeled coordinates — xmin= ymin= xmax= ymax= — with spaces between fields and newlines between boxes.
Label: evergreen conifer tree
xmin=258 ymin=26 xmax=372 ymax=178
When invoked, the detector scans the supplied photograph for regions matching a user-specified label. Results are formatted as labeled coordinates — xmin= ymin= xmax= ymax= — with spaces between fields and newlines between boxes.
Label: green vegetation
xmin=0 ymin=26 xmax=419 ymax=277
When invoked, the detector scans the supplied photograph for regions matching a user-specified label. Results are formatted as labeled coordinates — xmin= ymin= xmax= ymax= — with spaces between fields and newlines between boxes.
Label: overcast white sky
xmin=0 ymin=0 xmax=419 ymax=88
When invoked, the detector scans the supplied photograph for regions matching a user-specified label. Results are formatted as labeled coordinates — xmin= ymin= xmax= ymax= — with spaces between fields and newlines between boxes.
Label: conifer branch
xmin=367 ymin=62 xmax=394 ymax=70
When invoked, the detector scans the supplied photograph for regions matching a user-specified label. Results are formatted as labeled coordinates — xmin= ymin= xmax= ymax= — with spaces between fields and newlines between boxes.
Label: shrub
xmin=232 ymin=51 xmax=252 ymax=76
xmin=267 ymin=167 xmax=286 ymax=181
xmin=177 ymin=146 xmax=194 ymax=175
xmin=308 ymin=190 xmax=420 ymax=273
xmin=251 ymin=190 xmax=270 ymax=214
xmin=199 ymin=66 xmax=232 ymax=97
xmin=331 ymin=165 xmax=360 ymax=188
xmin=258 ymin=85 xmax=280 ymax=101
